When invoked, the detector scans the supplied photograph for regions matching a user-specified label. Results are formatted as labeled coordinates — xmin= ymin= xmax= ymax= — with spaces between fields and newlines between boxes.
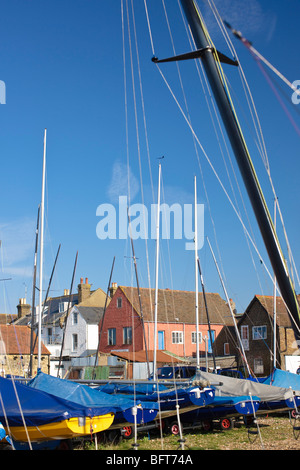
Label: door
xmin=158 ymin=330 xmax=165 ymax=350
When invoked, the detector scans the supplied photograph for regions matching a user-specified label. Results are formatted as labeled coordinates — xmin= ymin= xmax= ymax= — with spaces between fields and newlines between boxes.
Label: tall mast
xmin=177 ymin=0 xmax=300 ymax=341
xmin=153 ymin=163 xmax=161 ymax=381
xmin=38 ymin=128 xmax=47 ymax=369
xmin=194 ymin=176 xmax=199 ymax=370
xmin=29 ymin=205 xmax=40 ymax=377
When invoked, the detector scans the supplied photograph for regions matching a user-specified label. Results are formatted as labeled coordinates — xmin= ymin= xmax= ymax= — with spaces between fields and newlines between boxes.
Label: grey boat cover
xmin=197 ymin=370 xmax=300 ymax=402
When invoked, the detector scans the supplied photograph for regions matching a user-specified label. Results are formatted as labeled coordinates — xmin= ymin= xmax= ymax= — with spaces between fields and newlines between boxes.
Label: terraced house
xmin=99 ymin=284 xmax=235 ymax=362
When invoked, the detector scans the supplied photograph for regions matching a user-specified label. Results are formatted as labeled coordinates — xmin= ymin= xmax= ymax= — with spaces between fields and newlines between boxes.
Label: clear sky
xmin=0 ymin=0 xmax=299 ymax=318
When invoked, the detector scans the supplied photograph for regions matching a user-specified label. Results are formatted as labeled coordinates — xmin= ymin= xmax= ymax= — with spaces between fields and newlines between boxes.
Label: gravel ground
xmin=79 ymin=414 xmax=300 ymax=451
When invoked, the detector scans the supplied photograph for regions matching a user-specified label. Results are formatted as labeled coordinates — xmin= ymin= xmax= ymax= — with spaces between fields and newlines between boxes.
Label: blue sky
xmin=0 ymin=0 xmax=299 ymax=318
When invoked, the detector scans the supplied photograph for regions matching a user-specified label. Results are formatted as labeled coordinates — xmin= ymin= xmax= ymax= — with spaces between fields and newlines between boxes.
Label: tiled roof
xmin=0 ymin=325 xmax=50 ymax=355
xmin=76 ymin=306 xmax=104 ymax=324
xmin=0 ymin=314 xmax=17 ymax=325
xmin=253 ymin=294 xmax=300 ymax=327
xmin=119 ymin=286 xmax=233 ymax=325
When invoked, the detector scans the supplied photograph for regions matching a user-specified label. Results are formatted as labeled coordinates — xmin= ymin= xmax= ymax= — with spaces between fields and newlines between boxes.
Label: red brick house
xmin=99 ymin=285 xmax=234 ymax=360
xmin=237 ymin=295 xmax=300 ymax=376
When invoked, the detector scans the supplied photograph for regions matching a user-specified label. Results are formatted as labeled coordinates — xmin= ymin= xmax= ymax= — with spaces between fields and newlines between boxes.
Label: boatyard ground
xmin=75 ymin=414 xmax=300 ymax=451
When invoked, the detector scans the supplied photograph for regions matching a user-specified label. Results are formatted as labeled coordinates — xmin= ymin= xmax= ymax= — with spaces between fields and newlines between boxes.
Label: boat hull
xmin=3 ymin=412 xmax=114 ymax=442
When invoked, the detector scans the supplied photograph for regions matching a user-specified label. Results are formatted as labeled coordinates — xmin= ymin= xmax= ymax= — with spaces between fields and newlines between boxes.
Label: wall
xmin=0 ymin=354 xmax=49 ymax=377
xmin=100 ymin=288 xmax=224 ymax=358
xmin=99 ymin=290 xmax=144 ymax=354
xmin=144 ymin=321 xmax=223 ymax=357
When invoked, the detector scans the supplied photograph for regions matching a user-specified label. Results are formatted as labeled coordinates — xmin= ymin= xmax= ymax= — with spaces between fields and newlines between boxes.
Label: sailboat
xmin=0 ymin=375 xmax=114 ymax=444
xmin=27 ymin=371 xmax=159 ymax=430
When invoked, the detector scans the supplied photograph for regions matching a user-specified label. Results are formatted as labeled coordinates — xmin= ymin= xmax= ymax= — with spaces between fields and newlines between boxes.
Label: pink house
xmin=99 ymin=285 xmax=233 ymax=359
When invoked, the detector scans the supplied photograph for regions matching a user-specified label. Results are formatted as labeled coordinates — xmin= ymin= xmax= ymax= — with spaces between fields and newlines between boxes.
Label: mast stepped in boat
xmin=153 ymin=0 xmax=300 ymax=342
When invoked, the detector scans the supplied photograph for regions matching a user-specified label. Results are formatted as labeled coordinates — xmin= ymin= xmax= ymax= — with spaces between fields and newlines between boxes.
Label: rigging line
xmin=178 ymin=0 xmax=229 ymax=291
xmin=253 ymin=51 xmax=300 ymax=138
xmin=153 ymin=63 xmax=283 ymax=294
xmin=214 ymin=5 xmax=300 ymax=278
xmin=126 ymin=0 xmax=153 ymax=296
xmin=225 ymin=20 xmax=300 ymax=98
xmin=215 ymin=41 xmax=300 ymax=286
xmin=0 ymin=391 xmax=15 ymax=449
xmin=179 ymin=1 xmax=244 ymax=285
xmin=207 ymin=0 xmax=269 ymax=169
xmin=143 ymin=0 xmax=155 ymax=57
xmin=121 ymin=0 xmax=131 ymax=206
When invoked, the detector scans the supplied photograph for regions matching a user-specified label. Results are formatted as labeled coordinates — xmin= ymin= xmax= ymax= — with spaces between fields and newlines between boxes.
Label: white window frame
xmin=252 ymin=325 xmax=267 ymax=340
xmin=254 ymin=357 xmax=264 ymax=375
xmin=172 ymin=331 xmax=183 ymax=344
xmin=72 ymin=333 xmax=78 ymax=351
xmin=108 ymin=328 xmax=116 ymax=346
xmin=191 ymin=331 xmax=202 ymax=344
xmin=72 ymin=311 xmax=78 ymax=325
xmin=123 ymin=326 xmax=132 ymax=345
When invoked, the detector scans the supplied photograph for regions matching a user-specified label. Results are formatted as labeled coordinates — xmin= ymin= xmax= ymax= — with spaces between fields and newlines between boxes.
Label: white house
xmin=42 ymin=305 xmax=104 ymax=377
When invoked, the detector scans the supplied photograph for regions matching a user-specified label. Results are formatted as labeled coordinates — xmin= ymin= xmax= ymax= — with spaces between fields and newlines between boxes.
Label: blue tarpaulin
xmin=0 ymin=375 xmax=114 ymax=428
xmin=260 ymin=368 xmax=300 ymax=391
xmin=28 ymin=372 xmax=158 ymax=424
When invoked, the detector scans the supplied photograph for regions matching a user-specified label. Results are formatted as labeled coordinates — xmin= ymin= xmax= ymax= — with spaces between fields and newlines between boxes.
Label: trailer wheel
xmin=169 ymin=421 xmax=180 ymax=436
xmin=122 ymin=426 xmax=133 ymax=439
xmin=202 ymin=420 xmax=212 ymax=432
xmin=219 ymin=418 xmax=233 ymax=430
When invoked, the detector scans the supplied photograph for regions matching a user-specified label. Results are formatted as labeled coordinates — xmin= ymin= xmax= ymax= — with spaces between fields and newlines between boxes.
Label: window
xmin=191 ymin=331 xmax=202 ymax=344
xmin=117 ymin=297 xmax=122 ymax=308
xmin=224 ymin=343 xmax=230 ymax=355
xmin=108 ymin=328 xmax=116 ymax=346
xmin=72 ymin=334 xmax=78 ymax=351
xmin=254 ymin=357 xmax=264 ymax=375
xmin=172 ymin=331 xmax=183 ymax=344
xmin=123 ymin=327 xmax=132 ymax=345
xmin=241 ymin=325 xmax=249 ymax=351
xmin=252 ymin=326 xmax=267 ymax=340
xmin=72 ymin=311 xmax=78 ymax=325
xmin=47 ymin=328 xmax=53 ymax=344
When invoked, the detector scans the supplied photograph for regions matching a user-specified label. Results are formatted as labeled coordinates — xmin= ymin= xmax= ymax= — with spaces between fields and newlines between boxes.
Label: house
xmin=0 ymin=325 xmax=50 ymax=377
xmin=12 ymin=277 xmax=109 ymax=377
xmin=237 ymin=294 xmax=300 ymax=377
xmin=98 ymin=284 xmax=235 ymax=365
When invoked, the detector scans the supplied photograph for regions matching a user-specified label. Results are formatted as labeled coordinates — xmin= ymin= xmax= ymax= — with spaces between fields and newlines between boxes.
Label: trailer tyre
xmin=219 ymin=418 xmax=233 ymax=430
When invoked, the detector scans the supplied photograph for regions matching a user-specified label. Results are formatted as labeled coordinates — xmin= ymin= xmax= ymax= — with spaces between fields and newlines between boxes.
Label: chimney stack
xmin=17 ymin=298 xmax=31 ymax=319
xmin=109 ymin=282 xmax=118 ymax=298
xmin=78 ymin=277 xmax=91 ymax=304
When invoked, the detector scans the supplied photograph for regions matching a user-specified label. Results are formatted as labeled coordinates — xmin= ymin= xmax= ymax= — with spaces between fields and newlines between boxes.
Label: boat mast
xmin=207 ymin=237 xmax=251 ymax=377
xmin=178 ymin=0 xmax=300 ymax=341
xmin=29 ymin=205 xmax=40 ymax=377
xmin=153 ymin=163 xmax=161 ymax=382
xmin=128 ymin=210 xmax=151 ymax=378
xmin=194 ymin=176 xmax=200 ymax=371
xmin=38 ymin=129 xmax=46 ymax=370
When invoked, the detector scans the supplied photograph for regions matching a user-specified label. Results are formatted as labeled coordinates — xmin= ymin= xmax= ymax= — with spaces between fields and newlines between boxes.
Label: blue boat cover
xmin=0 ymin=376 xmax=114 ymax=427
xmin=260 ymin=368 xmax=300 ymax=391
xmin=28 ymin=372 xmax=158 ymax=424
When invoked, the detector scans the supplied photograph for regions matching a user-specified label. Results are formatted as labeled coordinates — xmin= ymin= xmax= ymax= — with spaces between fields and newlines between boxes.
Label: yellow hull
xmin=5 ymin=412 xmax=114 ymax=442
